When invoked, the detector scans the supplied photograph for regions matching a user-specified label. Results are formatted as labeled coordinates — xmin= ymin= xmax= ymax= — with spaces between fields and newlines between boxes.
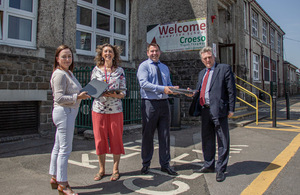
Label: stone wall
xmin=0 ymin=46 xmax=54 ymax=135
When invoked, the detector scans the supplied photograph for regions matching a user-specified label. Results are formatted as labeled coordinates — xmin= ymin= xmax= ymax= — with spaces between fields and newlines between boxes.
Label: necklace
xmin=104 ymin=66 xmax=111 ymax=84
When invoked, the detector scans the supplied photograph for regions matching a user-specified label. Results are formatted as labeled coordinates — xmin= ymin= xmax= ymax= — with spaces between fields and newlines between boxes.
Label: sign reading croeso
xmin=147 ymin=18 xmax=207 ymax=52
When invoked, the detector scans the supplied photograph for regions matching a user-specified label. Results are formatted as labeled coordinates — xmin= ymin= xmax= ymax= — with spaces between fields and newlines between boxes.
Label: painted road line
xmin=149 ymin=168 xmax=203 ymax=179
xmin=277 ymin=122 xmax=300 ymax=129
xmin=256 ymin=121 xmax=300 ymax=128
xmin=245 ymin=126 xmax=300 ymax=132
xmin=241 ymin=133 xmax=300 ymax=195
xmin=68 ymin=154 xmax=98 ymax=169
xmin=123 ymin=175 xmax=190 ymax=194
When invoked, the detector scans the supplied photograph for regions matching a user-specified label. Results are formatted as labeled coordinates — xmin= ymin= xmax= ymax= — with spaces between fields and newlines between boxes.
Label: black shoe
xmin=161 ymin=167 xmax=178 ymax=176
xmin=194 ymin=167 xmax=215 ymax=173
xmin=216 ymin=171 xmax=226 ymax=182
xmin=141 ymin=166 xmax=149 ymax=174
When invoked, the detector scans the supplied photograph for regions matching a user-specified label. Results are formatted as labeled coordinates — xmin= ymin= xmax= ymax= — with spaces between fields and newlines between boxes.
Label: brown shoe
xmin=57 ymin=184 xmax=78 ymax=195
xmin=110 ymin=171 xmax=120 ymax=181
xmin=94 ymin=172 xmax=105 ymax=181
xmin=50 ymin=177 xmax=58 ymax=189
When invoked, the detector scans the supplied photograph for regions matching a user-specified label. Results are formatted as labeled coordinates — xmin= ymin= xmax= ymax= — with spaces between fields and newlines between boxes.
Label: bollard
xmin=272 ymin=93 xmax=277 ymax=127
xmin=286 ymin=92 xmax=290 ymax=119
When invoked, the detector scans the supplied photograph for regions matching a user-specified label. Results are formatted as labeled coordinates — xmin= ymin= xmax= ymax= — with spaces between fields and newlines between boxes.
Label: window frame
xmin=277 ymin=34 xmax=281 ymax=54
xmin=251 ymin=10 xmax=258 ymax=38
xmin=262 ymin=20 xmax=267 ymax=44
xmin=270 ymin=27 xmax=275 ymax=49
xmin=271 ymin=59 xmax=277 ymax=82
xmin=76 ymin=0 xmax=129 ymax=60
xmin=263 ymin=56 xmax=270 ymax=82
xmin=253 ymin=53 xmax=259 ymax=81
xmin=0 ymin=0 xmax=38 ymax=48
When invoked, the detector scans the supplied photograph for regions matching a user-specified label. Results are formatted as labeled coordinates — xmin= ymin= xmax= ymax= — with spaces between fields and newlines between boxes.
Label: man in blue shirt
xmin=137 ymin=43 xmax=178 ymax=175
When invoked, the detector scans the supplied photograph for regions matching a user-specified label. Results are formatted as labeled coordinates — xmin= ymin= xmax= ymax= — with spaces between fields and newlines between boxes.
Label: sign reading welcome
xmin=147 ymin=18 xmax=207 ymax=52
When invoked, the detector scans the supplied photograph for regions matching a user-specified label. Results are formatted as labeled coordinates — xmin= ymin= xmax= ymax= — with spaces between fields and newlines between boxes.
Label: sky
xmin=255 ymin=0 xmax=300 ymax=68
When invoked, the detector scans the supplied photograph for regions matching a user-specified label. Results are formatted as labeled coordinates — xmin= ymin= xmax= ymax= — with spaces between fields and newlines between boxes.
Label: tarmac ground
xmin=0 ymin=95 xmax=300 ymax=195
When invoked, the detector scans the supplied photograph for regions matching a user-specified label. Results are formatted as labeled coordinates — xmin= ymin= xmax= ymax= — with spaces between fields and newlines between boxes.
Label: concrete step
xmin=229 ymin=114 xmax=268 ymax=128
xmin=230 ymin=110 xmax=256 ymax=120
xmin=235 ymin=106 xmax=249 ymax=113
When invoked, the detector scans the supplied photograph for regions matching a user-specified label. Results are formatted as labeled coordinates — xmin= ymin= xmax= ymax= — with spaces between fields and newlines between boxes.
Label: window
xmin=277 ymin=34 xmax=281 ymax=54
xmin=262 ymin=20 xmax=267 ymax=44
xmin=271 ymin=59 xmax=277 ymax=82
xmin=251 ymin=10 xmax=258 ymax=37
xmin=270 ymin=27 xmax=275 ymax=49
xmin=76 ymin=0 xmax=129 ymax=60
xmin=0 ymin=0 xmax=38 ymax=48
xmin=253 ymin=53 xmax=259 ymax=81
xmin=263 ymin=56 xmax=270 ymax=81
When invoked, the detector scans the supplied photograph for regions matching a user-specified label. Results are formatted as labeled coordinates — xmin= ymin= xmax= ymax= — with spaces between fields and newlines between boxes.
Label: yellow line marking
xmin=258 ymin=122 xmax=300 ymax=125
xmin=277 ymin=122 xmax=300 ymax=129
xmin=244 ymin=126 xmax=300 ymax=132
xmin=241 ymin=133 xmax=300 ymax=195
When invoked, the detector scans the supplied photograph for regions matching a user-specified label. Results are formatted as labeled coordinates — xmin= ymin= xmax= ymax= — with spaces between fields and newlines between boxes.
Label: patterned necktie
xmin=154 ymin=62 xmax=163 ymax=85
xmin=199 ymin=68 xmax=211 ymax=106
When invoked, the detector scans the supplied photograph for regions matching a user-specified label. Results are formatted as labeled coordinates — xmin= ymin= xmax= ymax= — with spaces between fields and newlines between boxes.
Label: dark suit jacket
xmin=190 ymin=63 xmax=236 ymax=118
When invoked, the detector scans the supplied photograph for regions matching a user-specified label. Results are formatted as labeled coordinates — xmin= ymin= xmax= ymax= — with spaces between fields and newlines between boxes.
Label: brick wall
xmin=165 ymin=59 xmax=205 ymax=126
xmin=0 ymin=47 xmax=54 ymax=135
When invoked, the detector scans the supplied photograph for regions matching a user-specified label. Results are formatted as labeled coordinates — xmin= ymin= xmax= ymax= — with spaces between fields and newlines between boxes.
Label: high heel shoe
xmin=50 ymin=177 xmax=58 ymax=189
xmin=57 ymin=184 xmax=78 ymax=195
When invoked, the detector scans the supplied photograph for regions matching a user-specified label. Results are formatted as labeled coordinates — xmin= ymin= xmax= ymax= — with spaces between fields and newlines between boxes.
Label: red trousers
xmin=92 ymin=111 xmax=125 ymax=155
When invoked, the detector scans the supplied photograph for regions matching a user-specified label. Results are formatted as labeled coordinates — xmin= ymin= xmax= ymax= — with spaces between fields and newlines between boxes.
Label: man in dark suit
xmin=191 ymin=46 xmax=236 ymax=182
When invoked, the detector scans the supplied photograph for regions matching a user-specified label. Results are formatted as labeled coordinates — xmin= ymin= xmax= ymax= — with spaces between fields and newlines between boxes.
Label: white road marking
xmin=123 ymin=175 xmax=190 ymax=195
xmin=171 ymin=153 xmax=203 ymax=166
xmin=68 ymin=154 xmax=97 ymax=168
xmin=150 ymin=168 xmax=203 ymax=180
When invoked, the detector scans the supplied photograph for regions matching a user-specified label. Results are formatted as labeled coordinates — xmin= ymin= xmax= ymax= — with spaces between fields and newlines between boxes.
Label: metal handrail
xmin=235 ymin=75 xmax=272 ymax=122
xmin=236 ymin=84 xmax=258 ymax=125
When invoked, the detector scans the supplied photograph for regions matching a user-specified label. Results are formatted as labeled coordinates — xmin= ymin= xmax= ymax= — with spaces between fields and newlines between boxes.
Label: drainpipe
xmin=248 ymin=0 xmax=253 ymax=87
xmin=62 ymin=0 xmax=67 ymax=43
xmin=277 ymin=55 xmax=279 ymax=96
xmin=260 ymin=44 xmax=264 ymax=90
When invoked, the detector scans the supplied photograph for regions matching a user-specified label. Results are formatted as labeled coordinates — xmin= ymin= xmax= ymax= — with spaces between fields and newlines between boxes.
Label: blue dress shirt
xmin=137 ymin=59 xmax=173 ymax=99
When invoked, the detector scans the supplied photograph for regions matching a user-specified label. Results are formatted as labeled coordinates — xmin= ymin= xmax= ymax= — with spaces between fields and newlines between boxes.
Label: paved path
xmin=0 ymin=95 xmax=299 ymax=194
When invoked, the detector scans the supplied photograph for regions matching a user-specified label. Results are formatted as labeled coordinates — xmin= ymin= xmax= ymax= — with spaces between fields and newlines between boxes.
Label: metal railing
xmin=74 ymin=66 xmax=142 ymax=129
xmin=236 ymin=75 xmax=272 ymax=125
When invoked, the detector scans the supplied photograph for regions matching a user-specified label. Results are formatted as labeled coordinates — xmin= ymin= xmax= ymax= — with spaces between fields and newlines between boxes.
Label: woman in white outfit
xmin=49 ymin=45 xmax=90 ymax=195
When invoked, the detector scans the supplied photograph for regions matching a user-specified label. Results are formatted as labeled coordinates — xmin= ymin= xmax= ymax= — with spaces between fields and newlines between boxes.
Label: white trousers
xmin=49 ymin=106 xmax=78 ymax=182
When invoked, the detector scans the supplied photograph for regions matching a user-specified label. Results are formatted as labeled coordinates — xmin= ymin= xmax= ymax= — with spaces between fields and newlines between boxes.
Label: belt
xmin=202 ymin=104 xmax=210 ymax=108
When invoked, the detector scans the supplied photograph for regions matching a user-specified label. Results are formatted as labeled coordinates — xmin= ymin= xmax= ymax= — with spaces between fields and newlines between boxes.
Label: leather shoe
xmin=161 ymin=167 xmax=178 ymax=176
xmin=141 ymin=166 xmax=149 ymax=174
xmin=194 ymin=167 xmax=215 ymax=173
xmin=216 ymin=171 xmax=226 ymax=182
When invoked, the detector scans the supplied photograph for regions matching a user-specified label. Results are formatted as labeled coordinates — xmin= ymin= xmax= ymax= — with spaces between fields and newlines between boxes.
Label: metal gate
xmin=73 ymin=67 xmax=142 ymax=129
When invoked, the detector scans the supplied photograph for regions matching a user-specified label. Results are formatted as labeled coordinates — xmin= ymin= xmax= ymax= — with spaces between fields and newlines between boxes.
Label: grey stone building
xmin=0 ymin=0 xmax=286 ymax=137
xmin=244 ymin=0 xmax=285 ymax=98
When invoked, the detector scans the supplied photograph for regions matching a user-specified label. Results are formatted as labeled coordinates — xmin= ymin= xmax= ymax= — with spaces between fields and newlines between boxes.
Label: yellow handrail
xmin=235 ymin=75 xmax=272 ymax=123
xmin=236 ymin=84 xmax=259 ymax=125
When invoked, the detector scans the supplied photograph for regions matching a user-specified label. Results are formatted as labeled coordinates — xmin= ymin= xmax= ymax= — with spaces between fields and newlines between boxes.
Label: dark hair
xmin=53 ymin=45 xmax=74 ymax=72
xmin=94 ymin=43 xmax=121 ymax=69
xmin=147 ymin=43 xmax=161 ymax=51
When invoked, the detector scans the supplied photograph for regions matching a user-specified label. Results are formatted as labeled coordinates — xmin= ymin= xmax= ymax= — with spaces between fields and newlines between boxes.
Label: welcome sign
xmin=147 ymin=18 xmax=207 ymax=52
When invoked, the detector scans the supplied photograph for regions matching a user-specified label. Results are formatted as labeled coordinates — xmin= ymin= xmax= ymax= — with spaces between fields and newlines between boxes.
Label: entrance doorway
xmin=219 ymin=44 xmax=236 ymax=73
